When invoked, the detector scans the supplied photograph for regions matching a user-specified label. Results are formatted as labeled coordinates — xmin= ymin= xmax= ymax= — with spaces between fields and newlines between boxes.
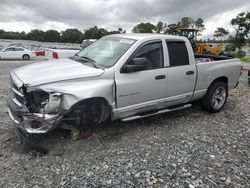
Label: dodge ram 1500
xmin=7 ymin=34 xmax=242 ymax=152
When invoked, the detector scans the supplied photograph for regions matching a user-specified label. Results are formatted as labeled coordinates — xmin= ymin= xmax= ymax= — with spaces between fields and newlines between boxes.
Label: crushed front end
xmin=7 ymin=71 xmax=64 ymax=153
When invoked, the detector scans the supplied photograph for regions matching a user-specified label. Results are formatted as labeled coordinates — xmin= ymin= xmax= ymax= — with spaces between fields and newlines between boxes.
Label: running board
xmin=122 ymin=104 xmax=192 ymax=122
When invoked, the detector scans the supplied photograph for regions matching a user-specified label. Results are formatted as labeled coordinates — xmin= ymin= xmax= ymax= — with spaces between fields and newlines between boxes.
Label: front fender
xmin=38 ymin=77 xmax=115 ymax=110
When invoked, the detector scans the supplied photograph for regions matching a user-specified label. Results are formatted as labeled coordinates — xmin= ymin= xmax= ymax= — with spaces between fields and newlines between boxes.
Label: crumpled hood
xmin=13 ymin=58 xmax=104 ymax=86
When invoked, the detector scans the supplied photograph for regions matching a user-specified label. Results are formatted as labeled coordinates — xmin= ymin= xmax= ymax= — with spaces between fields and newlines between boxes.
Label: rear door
xmin=14 ymin=48 xmax=25 ymax=59
xmin=165 ymin=40 xmax=196 ymax=106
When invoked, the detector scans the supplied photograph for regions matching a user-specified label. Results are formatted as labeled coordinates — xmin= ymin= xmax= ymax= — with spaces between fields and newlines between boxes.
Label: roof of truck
xmin=109 ymin=33 xmax=187 ymax=41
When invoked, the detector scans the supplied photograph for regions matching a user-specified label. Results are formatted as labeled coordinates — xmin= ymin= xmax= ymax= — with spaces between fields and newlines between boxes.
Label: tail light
xmin=52 ymin=52 xmax=58 ymax=59
xmin=240 ymin=64 xmax=243 ymax=75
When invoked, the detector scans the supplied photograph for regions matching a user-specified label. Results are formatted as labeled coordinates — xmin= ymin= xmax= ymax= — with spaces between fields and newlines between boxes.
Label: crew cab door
xmin=165 ymin=40 xmax=196 ymax=106
xmin=115 ymin=40 xmax=167 ymax=118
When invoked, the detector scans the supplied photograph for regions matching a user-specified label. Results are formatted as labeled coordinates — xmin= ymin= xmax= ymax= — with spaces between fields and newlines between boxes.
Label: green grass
xmin=240 ymin=57 xmax=250 ymax=63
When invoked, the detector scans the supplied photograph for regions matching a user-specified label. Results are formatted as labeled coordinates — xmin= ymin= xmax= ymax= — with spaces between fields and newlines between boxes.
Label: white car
xmin=0 ymin=47 xmax=36 ymax=60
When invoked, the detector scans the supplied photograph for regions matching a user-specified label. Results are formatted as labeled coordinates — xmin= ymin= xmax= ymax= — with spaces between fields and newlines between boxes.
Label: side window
xmin=5 ymin=48 xmax=14 ymax=51
xmin=133 ymin=41 xmax=163 ymax=69
xmin=166 ymin=41 xmax=189 ymax=67
xmin=15 ymin=48 xmax=24 ymax=51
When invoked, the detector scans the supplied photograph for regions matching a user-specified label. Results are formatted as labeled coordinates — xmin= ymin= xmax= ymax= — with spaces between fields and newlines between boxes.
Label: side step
xmin=122 ymin=104 xmax=192 ymax=122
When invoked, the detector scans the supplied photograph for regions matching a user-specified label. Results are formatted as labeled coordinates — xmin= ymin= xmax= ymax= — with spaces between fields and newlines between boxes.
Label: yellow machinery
xmin=196 ymin=43 xmax=223 ymax=55
xmin=176 ymin=28 xmax=223 ymax=55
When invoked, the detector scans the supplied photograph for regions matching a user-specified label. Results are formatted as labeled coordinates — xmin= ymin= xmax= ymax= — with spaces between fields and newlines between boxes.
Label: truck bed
xmin=194 ymin=57 xmax=241 ymax=101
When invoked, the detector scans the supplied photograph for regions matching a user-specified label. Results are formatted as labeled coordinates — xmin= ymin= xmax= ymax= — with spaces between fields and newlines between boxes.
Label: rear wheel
xmin=22 ymin=54 xmax=30 ymax=60
xmin=201 ymin=81 xmax=228 ymax=113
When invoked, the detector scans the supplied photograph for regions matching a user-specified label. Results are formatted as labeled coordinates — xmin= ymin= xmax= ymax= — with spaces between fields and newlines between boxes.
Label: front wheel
xmin=201 ymin=81 xmax=228 ymax=113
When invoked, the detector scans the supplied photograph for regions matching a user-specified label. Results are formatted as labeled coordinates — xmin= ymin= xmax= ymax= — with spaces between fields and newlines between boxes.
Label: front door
xmin=1 ymin=47 xmax=15 ymax=59
xmin=115 ymin=40 xmax=168 ymax=118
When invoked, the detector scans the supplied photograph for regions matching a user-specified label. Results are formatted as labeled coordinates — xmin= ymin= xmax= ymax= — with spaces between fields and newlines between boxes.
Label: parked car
xmin=7 ymin=34 xmax=242 ymax=153
xmin=0 ymin=47 xmax=36 ymax=60
xmin=80 ymin=39 xmax=96 ymax=49
xmin=31 ymin=47 xmax=45 ymax=56
xmin=45 ymin=48 xmax=80 ymax=59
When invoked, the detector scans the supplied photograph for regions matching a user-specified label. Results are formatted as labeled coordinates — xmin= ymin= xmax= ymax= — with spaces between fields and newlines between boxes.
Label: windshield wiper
xmin=80 ymin=56 xmax=95 ymax=62
xmin=74 ymin=55 xmax=102 ymax=69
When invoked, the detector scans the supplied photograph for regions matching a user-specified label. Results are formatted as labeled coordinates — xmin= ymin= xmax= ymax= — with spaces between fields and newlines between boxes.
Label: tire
xmin=22 ymin=54 xmax=30 ymax=60
xmin=67 ymin=99 xmax=108 ymax=131
xmin=201 ymin=81 xmax=228 ymax=113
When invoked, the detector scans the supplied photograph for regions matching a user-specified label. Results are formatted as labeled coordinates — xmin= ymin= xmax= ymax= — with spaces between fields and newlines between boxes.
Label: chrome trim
xmin=10 ymin=86 xmax=24 ymax=97
xmin=11 ymin=97 xmax=23 ymax=107
xmin=8 ymin=108 xmax=20 ymax=124
xmin=166 ymin=92 xmax=193 ymax=102
xmin=122 ymin=104 xmax=192 ymax=122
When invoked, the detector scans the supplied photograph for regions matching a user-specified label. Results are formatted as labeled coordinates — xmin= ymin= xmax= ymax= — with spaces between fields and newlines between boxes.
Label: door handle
xmin=155 ymin=75 xmax=166 ymax=80
xmin=186 ymin=70 xmax=195 ymax=75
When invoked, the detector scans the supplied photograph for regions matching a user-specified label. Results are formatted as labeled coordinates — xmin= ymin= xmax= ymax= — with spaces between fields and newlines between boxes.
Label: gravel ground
xmin=0 ymin=59 xmax=249 ymax=188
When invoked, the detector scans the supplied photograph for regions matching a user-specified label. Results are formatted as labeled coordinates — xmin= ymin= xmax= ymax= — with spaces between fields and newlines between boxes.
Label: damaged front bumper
xmin=7 ymin=87 xmax=63 ymax=154
xmin=7 ymin=97 xmax=62 ymax=134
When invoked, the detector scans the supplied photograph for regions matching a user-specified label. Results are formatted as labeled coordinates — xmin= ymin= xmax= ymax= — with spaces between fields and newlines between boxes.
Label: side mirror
xmin=121 ymin=57 xmax=147 ymax=73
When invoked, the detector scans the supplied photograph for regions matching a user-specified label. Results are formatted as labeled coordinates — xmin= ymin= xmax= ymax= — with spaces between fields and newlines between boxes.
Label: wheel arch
xmin=209 ymin=76 xmax=228 ymax=88
xmin=67 ymin=97 xmax=112 ymax=122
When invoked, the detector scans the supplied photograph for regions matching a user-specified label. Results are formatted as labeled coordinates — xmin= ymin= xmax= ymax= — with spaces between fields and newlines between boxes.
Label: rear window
xmin=166 ymin=41 xmax=189 ymax=67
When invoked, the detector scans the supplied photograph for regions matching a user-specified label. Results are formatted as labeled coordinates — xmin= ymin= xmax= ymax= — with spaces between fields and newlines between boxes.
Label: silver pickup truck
xmin=8 ymin=34 xmax=242 ymax=151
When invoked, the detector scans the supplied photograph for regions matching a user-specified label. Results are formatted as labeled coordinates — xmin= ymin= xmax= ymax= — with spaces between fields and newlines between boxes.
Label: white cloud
xmin=201 ymin=5 xmax=250 ymax=39
xmin=0 ymin=0 xmax=249 ymax=38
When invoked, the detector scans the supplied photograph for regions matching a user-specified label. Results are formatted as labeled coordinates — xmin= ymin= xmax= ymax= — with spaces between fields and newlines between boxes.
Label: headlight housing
xmin=27 ymin=90 xmax=62 ymax=114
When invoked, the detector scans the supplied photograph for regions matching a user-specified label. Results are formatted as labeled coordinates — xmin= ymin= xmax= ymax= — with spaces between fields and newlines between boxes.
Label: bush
xmin=225 ymin=43 xmax=236 ymax=52
xmin=234 ymin=50 xmax=246 ymax=58
xmin=228 ymin=49 xmax=246 ymax=58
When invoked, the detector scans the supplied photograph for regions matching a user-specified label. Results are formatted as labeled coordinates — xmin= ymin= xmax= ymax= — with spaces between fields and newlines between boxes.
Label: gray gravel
xmin=0 ymin=59 xmax=249 ymax=188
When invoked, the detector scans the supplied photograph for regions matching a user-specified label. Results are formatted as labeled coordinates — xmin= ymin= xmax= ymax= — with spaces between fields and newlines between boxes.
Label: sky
xmin=0 ymin=0 xmax=249 ymax=39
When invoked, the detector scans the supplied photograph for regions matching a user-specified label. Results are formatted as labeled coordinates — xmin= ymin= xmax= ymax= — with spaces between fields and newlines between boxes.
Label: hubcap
xmin=212 ymin=86 xmax=226 ymax=110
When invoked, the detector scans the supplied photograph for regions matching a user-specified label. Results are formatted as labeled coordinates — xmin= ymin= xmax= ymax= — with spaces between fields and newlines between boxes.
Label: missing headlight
xmin=27 ymin=90 xmax=49 ymax=113
xmin=27 ymin=90 xmax=62 ymax=114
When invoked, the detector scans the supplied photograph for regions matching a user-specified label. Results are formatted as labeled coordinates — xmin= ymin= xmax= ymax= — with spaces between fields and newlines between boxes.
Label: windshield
xmin=76 ymin=36 xmax=136 ymax=68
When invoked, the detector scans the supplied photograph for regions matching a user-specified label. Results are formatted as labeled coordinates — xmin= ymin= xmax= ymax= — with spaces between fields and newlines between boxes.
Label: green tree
xmin=0 ymin=30 xmax=26 ymax=40
xmin=180 ymin=17 xmax=194 ymax=28
xmin=132 ymin=22 xmax=156 ymax=33
xmin=164 ymin=23 xmax=180 ymax=35
xmin=26 ymin=29 xmax=45 ymax=41
xmin=155 ymin=21 xmax=167 ymax=33
xmin=117 ymin=27 xmax=126 ymax=33
xmin=231 ymin=11 xmax=250 ymax=49
xmin=84 ymin=26 xmax=109 ymax=39
xmin=195 ymin=18 xmax=205 ymax=33
xmin=108 ymin=28 xmax=126 ymax=35
xmin=44 ymin=30 xmax=60 ymax=42
xmin=60 ymin=28 xmax=84 ymax=43
xmin=214 ymin=27 xmax=229 ymax=41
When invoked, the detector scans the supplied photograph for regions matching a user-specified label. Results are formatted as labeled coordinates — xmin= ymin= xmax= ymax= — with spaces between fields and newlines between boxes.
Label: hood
xmin=13 ymin=58 xmax=104 ymax=86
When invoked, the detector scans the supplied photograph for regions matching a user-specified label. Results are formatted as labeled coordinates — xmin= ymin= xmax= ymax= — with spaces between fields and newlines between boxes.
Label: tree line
xmin=0 ymin=11 xmax=249 ymax=49
xmin=0 ymin=17 xmax=205 ymax=43
xmin=0 ymin=27 xmax=125 ymax=43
